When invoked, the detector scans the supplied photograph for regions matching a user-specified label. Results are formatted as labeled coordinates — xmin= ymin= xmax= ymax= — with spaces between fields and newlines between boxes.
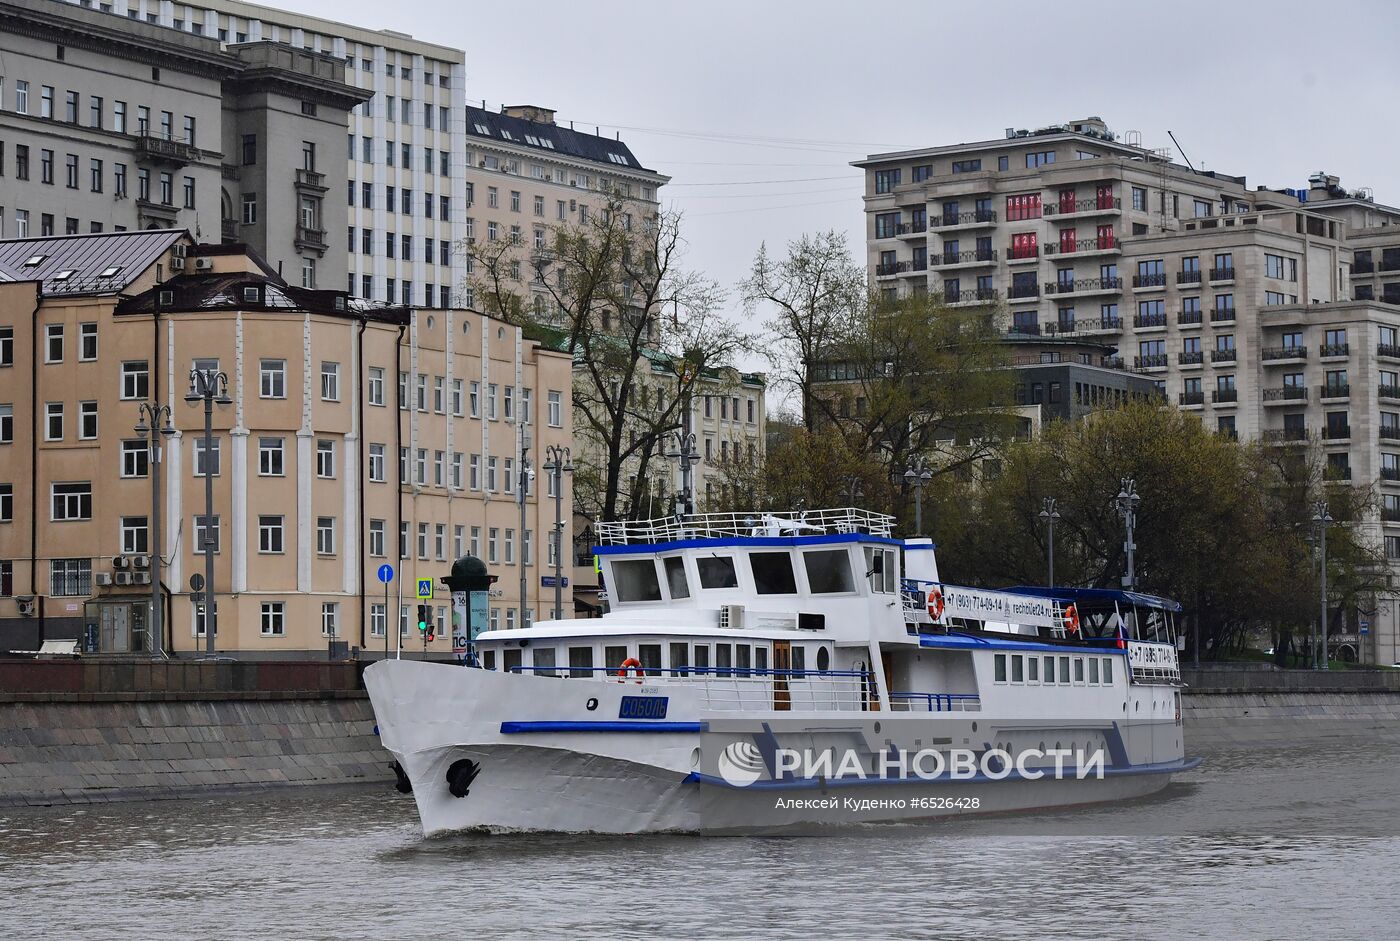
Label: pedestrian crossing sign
xmin=416 ymin=578 xmax=433 ymax=600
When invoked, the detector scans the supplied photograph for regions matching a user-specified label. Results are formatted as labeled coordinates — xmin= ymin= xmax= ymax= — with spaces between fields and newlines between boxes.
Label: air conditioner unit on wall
xmin=169 ymin=256 xmax=185 ymax=271
xmin=132 ymin=555 xmax=150 ymax=570
xmin=194 ymin=257 xmax=214 ymax=270
xmin=115 ymin=571 xmax=135 ymax=586
xmin=95 ymin=572 xmax=113 ymax=587
xmin=134 ymin=572 xmax=151 ymax=585
xmin=112 ymin=555 xmax=130 ymax=570
xmin=718 ymin=604 xmax=744 ymax=630
xmin=171 ymin=243 xmax=187 ymax=259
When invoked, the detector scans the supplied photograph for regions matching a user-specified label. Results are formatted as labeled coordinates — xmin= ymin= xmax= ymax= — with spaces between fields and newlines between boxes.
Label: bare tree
xmin=466 ymin=194 xmax=747 ymax=521
xmin=740 ymin=231 xmax=865 ymax=433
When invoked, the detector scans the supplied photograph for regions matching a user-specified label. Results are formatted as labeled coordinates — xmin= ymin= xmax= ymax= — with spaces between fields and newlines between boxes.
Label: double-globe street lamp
xmin=543 ymin=445 xmax=575 ymax=620
xmin=1038 ymin=497 xmax=1060 ymax=587
xmin=185 ymin=367 xmax=232 ymax=656
xmin=1114 ymin=477 xmax=1141 ymax=591
xmin=133 ymin=403 xmax=175 ymax=655
xmin=902 ymin=457 xmax=932 ymax=536
xmin=1312 ymin=501 xmax=1334 ymax=670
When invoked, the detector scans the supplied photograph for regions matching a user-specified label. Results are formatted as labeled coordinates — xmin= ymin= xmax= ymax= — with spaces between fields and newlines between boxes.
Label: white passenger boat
xmin=365 ymin=508 xmax=1199 ymax=835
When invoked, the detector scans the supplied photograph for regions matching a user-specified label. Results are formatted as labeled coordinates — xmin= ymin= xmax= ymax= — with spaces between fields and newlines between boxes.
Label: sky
xmin=302 ymin=0 xmax=1400 ymax=389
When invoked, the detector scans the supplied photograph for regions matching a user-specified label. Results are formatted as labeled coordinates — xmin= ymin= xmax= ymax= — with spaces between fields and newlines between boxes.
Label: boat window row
xmin=482 ymin=640 xmax=834 ymax=677
xmin=608 ymin=545 xmax=898 ymax=604
xmin=992 ymin=652 xmax=1116 ymax=686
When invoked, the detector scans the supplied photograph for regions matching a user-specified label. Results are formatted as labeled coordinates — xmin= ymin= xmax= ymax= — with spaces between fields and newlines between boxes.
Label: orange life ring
xmin=927 ymin=587 xmax=946 ymax=621
xmin=1063 ymin=604 xmax=1080 ymax=635
xmin=616 ymin=657 xmax=643 ymax=678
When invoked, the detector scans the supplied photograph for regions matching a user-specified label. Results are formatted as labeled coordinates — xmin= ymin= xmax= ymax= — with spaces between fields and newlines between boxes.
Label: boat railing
xmin=900 ymin=577 xmax=1069 ymax=638
xmin=1129 ymin=663 xmax=1182 ymax=685
xmin=596 ymin=507 xmax=895 ymax=545
xmin=888 ymin=692 xmax=982 ymax=712
xmin=504 ymin=666 xmax=875 ymax=712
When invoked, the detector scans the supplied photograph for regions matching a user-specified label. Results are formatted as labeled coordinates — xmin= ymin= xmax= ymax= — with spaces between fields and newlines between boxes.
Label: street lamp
xmin=1114 ymin=477 xmax=1141 ymax=591
xmin=543 ymin=444 xmax=575 ymax=620
xmin=185 ymin=367 xmax=232 ymax=656
xmin=1312 ymin=501 xmax=1334 ymax=670
xmin=843 ymin=475 xmax=864 ymax=507
xmin=517 ymin=424 xmax=533 ymax=631
xmin=134 ymin=403 xmax=175 ymax=655
xmin=902 ymin=457 xmax=933 ymax=535
xmin=666 ymin=431 xmax=702 ymax=518
xmin=1038 ymin=497 xmax=1060 ymax=587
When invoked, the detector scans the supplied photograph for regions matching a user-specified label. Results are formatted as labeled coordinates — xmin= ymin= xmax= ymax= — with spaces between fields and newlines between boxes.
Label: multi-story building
xmin=855 ymin=119 xmax=1400 ymax=665
xmin=0 ymin=230 xmax=572 ymax=656
xmin=52 ymin=0 xmax=468 ymax=309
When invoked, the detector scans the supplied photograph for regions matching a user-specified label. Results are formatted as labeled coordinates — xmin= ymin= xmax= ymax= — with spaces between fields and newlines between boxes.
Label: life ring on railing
xmin=927 ymin=587 xmax=946 ymax=621
xmin=1063 ymin=604 xmax=1080 ymax=635
xmin=616 ymin=657 xmax=643 ymax=679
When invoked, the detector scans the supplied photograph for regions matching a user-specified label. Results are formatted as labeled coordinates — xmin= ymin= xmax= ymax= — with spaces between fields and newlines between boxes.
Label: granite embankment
xmin=3 ymin=660 xmax=1399 ymax=807
xmin=0 ymin=660 xmax=392 ymax=807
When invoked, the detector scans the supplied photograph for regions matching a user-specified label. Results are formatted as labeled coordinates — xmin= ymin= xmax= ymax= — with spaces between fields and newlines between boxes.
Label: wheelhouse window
xmin=568 ymin=646 xmax=593 ymax=678
xmin=662 ymin=556 xmax=689 ymax=599
xmin=638 ymin=643 xmax=662 ymax=676
xmin=802 ymin=549 xmax=855 ymax=593
xmin=750 ymin=551 xmax=797 ymax=594
xmin=697 ymin=556 xmax=738 ymax=589
xmin=611 ymin=558 xmax=662 ymax=602
xmin=864 ymin=547 xmax=897 ymax=593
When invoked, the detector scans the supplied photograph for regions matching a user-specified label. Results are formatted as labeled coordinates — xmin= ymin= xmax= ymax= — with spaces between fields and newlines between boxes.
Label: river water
xmin=2 ymin=739 xmax=1398 ymax=940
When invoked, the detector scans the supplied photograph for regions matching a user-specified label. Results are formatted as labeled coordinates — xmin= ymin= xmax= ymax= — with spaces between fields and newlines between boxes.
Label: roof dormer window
xmin=98 ymin=265 xmax=122 ymax=278
xmin=22 ymin=255 xmax=46 ymax=268
xmin=53 ymin=270 xmax=75 ymax=281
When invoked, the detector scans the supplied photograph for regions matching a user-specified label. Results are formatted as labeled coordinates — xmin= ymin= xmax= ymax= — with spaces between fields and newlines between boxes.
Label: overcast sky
xmin=306 ymin=0 xmax=1400 ymax=383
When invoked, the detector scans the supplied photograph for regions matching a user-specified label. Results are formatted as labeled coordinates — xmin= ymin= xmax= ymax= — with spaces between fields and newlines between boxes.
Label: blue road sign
xmin=377 ymin=563 xmax=394 ymax=584
xmin=416 ymin=578 xmax=434 ymax=600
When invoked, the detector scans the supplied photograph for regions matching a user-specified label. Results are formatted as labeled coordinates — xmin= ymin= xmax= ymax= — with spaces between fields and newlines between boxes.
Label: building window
xmin=320 ymin=361 xmax=339 ymax=401
xmin=0 ymin=484 xmax=10 ymax=523
xmin=78 ymin=401 xmax=98 ymax=439
xmin=368 ymin=443 xmax=386 ymax=482
xmin=321 ymin=603 xmax=339 ymax=638
xmin=317 ymin=439 xmax=335 ymax=478
xmin=121 ymin=440 xmax=149 ymax=478
xmin=874 ymin=168 xmax=900 ymax=194
xmin=260 ymin=602 xmax=285 ymax=636
xmin=121 ymin=516 xmax=149 ymax=554
xmin=50 ymin=558 xmax=91 ymax=596
xmin=260 ymin=359 xmax=286 ymax=398
xmin=369 ymin=519 xmax=386 ymax=557
xmin=316 ymin=516 xmax=336 ymax=555
xmin=258 ymin=437 xmax=284 ymax=476
xmin=78 ymin=322 xmax=98 ymax=361
xmin=44 ymin=323 xmax=64 ymax=363
xmin=52 ymin=482 xmax=92 ymax=520
xmin=121 ymin=361 xmax=149 ymax=400
xmin=258 ymin=516 xmax=284 ymax=553
xmin=44 ymin=402 xmax=64 ymax=441
xmin=241 ymin=193 xmax=257 ymax=224
xmin=368 ymin=367 xmax=385 ymax=406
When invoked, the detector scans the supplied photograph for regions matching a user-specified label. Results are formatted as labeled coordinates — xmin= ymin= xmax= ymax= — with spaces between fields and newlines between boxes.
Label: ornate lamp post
xmin=1038 ymin=497 xmax=1060 ymax=587
xmin=1114 ymin=477 xmax=1141 ymax=590
xmin=543 ymin=444 xmax=574 ymax=620
xmin=902 ymin=457 xmax=933 ymax=535
xmin=666 ymin=431 xmax=702 ymax=517
xmin=133 ymin=403 xmax=175 ymax=655
xmin=185 ymin=367 xmax=232 ymax=656
xmin=1312 ymin=501 xmax=1333 ymax=670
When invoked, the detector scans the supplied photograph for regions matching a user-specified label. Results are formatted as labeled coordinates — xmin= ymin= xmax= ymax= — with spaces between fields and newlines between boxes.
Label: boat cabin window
xmin=694 ymin=644 xmax=710 ymax=674
xmin=605 ymin=645 xmax=628 ymax=672
xmin=803 ymin=549 xmax=855 ymax=594
xmin=483 ymin=648 xmax=496 ymax=671
xmin=756 ymin=647 xmax=768 ymax=674
xmin=612 ymin=558 xmax=662 ymax=602
xmin=697 ymin=556 xmax=739 ymax=589
xmin=864 ymin=547 xmax=897 ymax=593
xmin=1102 ymin=658 xmax=1114 ymax=684
xmin=735 ymin=644 xmax=751 ymax=674
xmin=791 ymin=646 xmax=806 ymax=673
xmin=662 ymin=556 xmax=690 ymax=599
xmin=533 ymin=647 xmax=557 ymax=677
xmin=716 ymin=643 xmax=732 ymax=670
xmin=669 ymin=642 xmax=689 ymax=677
xmin=569 ymin=645 xmax=593 ymax=678
xmin=503 ymin=649 xmax=523 ymax=674
xmin=750 ymin=551 xmax=797 ymax=594
xmin=816 ymin=647 xmax=830 ymax=671
xmin=638 ymin=643 xmax=662 ymax=676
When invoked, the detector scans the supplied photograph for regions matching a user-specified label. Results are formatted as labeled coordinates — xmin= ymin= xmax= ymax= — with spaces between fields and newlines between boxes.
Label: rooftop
xmin=466 ymin=104 xmax=658 ymax=175
xmin=0 ymin=229 xmax=187 ymax=295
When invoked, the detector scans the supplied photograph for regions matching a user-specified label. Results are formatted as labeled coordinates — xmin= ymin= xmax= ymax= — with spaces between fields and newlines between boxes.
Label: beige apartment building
xmin=856 ymin=119 xmax=1400 ymax=665
xmin=52 ymin=0 xmax=469 ymax=309
xmin=0 ymin=229 xmax=571 ymax=657
xmin=0 ymin=0 xmax=366 ymax=287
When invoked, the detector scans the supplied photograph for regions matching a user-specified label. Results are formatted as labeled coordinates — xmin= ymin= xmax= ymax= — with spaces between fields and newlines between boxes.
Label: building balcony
xmin=1179 ymin=351 xmax=1203 ymax=366
xmin=875 ymin=261 xmax=908 ymax=277
xmin=1319 ymin=383 xmax=1350 ymax=400
xmin=294 ymin=224 xmax=328 ymax=255
xmin=1007 ymin=283 xmax=1040 ymax=299
xmin=948 ymin=289 xmax=1000 ymax=306
xmin=1382 ymin=426 xmax=1400 ymax=441
xmin=1261 ymin=346 xmax=1306 ymax=362
xmin=1134 ymin=354 xmax=1168 ymax=370
xmin=1134 ymin=312 xmax=1168 ymax=329
xmin=932 ymin=210 xmax=998 ymax=229
xmin=1319 ymin=343 xmax=1350 ymax=358
xmin=1044 ymin=197 xmax=1121 ymax=217
xmin=1178 ymin=309 xmax=1203 ymax=326
xmin=932 ymin=249 xmax=997 ymax=268
xmin=1041 ymin=316 xmax=1122 ymax=337
xmin=221 ymin=218 xmax=238 ymax=242
xmin=1177 ymin=270 xmax=1203 ymax=285
xmin=1209 ymin=267 xmax=1236 ymax=282
xmin=1213 ymin=388 xmax=1239 ymax=404
xmin=1322 ymin=424 xmax=1352 ymax=441
xmin=1262 ymin=427 xmax=1308 ymax=443
xmin=1210 ymin=308 xmax=1236 ymax=323
xmin=1212 ymin=348 xmax=1237 ymax=363
xmin=1354 ymin=260 xmax=1375 ymax=274
xmin=907 ymin=258 xmax=929 ymax=272
xmin=1006 ymin=245 xmax=1040 ymax=263
xmin=1042 ymin=276 xmax=1121 ymax=298
xmin=1380 ymin=344 xmax=1400 ymax=360
xmin=1384 ymin=508 xmax=1400 ymax=522
xmin=1179 ymin=390 xmax=1205 ymax=406
xmin=1382 ymin=467 xmax=1400 ymax=481
xmin=1132 ymin=273 xmax=1167 ymax=289
xmin=896 ymin=221 xmax=928 ymax=237
xmin=133 ymin=134 xmax=197 ymax=167
xmin=1044 ymin=236 xmax=1118 ymax=256
xmin=1263 ymin=386 xmax=1308 ymax=403
xmin=135 ymin=198 xmax=180 ymax=226
xmin=1327 ymin=465 xmax=1353 ymax=481
xmin=1380 ymin=384 xmax=1400 ymax=400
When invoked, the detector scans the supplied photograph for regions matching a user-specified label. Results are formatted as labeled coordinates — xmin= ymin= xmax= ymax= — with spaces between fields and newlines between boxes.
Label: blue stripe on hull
xmin=500 ymin=721 xmax=708 ymax=734
xmin=683 ymin=756 xmax=1203 ymax=790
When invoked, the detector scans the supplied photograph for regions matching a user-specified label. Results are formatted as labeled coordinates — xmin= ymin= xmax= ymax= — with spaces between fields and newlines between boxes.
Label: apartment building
xmin=0 ymin=230 xmax=572 ymax=656
xmin=855 ymin=119 xmax=1400 ymax=665
xmin=0 ymin=0 xmax=365 ymax=287
xmin=54 ymin=0 xmax=467 ymax=309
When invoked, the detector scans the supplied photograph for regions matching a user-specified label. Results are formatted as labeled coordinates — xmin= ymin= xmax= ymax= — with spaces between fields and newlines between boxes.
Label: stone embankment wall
xmin=1181 ymin=667 xmax=1400 ymax=747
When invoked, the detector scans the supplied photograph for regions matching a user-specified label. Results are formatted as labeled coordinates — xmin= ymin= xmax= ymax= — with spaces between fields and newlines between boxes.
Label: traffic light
xmin=417 ymin=604 xmax=432 ymax=636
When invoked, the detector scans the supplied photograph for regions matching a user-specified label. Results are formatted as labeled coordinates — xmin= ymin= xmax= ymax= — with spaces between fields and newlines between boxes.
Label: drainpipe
xmin=152 ymin=280 xmax=165 ymax=655
xmin=27 ymin=285 xmax=41 ymax=642
xmin=394 ymin=320 xmax=407 ymax=659
xmin=357 ymin=314 xmax=369 ymax=650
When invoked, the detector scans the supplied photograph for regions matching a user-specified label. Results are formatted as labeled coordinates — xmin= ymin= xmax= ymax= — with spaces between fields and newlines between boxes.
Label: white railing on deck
xmin=597 ymin=507 xmax=895 ymax=545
